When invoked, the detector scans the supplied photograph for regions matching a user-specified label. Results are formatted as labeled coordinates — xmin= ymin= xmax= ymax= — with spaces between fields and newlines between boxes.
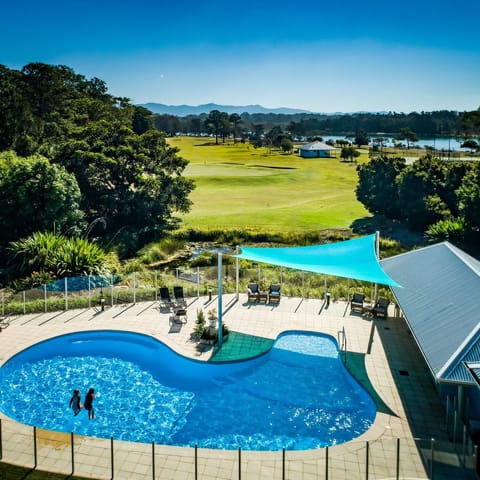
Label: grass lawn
xmin=168 ymin=137 xmax=371 ymax=233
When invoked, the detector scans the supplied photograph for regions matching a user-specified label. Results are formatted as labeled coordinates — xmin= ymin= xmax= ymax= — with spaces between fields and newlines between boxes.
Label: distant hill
xmin=138 ymin=102 xmax=313 ymax=116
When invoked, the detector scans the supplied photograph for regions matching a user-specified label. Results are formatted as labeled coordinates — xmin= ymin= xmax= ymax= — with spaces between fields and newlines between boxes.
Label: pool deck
xmin=0 ymin=294 xmax=455 ymax=479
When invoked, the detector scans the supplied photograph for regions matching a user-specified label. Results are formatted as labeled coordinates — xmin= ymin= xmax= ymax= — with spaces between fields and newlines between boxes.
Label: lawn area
xmin=168 ymin=136 xmax=371 ymax=233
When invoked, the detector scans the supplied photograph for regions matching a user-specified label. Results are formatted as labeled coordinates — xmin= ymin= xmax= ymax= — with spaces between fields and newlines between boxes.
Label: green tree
xmin=356 ymin=155 xmax=406 ymax=218
xmin=204 ymin=110 xmax=225 ymax=144
xmin=54 ymin=124 xmax=194 ymax=252
xmin=229 ymin=113 xmax=242 ymax=143
xmin=457 ymin=162 xmax=480 ymax=241
xmin=0 ymin=151 xmax=85 ymax=249
xmin=340 ymin=146 xmax=360 ymax=163
xmin=396 ymin=127 xmax=418 ymax=149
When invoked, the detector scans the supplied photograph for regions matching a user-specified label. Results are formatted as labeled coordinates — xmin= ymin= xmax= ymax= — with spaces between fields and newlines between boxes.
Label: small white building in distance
xmin=298 ymin=141 xmax=337 ymax=158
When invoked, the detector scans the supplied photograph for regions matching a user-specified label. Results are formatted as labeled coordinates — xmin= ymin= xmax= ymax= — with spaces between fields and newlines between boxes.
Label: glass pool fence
xmin=0 ymin=264 xmax=391 ymax=317
xmin=0 ymin=417 xmax=478 ymax=480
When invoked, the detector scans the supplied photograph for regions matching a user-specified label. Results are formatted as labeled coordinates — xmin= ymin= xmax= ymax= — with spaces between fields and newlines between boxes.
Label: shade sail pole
xmin=235 ymin=245 xmax=239 ymax=301
xmin=374 ymin=231 xmax=380 ymax=301
xmin=217 ymin=253 xmax=223 ymax=347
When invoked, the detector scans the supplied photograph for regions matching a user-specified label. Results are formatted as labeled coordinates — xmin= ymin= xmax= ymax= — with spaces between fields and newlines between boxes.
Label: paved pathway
xmin=0 ymin=294 xmax=472 ymax=479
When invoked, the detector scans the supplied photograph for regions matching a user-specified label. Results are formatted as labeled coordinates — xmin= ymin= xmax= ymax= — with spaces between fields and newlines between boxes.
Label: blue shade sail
xmin=235 ymin=234 xmax=400 ymax=287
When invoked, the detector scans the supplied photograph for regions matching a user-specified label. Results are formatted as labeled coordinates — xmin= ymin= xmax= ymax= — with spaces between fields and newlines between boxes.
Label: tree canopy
xmin=0 ymin=63 xmax=194 ymax=259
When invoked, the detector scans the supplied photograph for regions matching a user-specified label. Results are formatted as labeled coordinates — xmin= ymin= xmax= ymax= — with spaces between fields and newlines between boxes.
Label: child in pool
xmin=69 ymin=389 xmax=82 ymax=416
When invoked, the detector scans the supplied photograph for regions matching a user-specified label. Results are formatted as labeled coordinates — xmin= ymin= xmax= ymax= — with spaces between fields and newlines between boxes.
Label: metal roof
xmin=381 ymin=242 xmax=480 ymax=385
xmin=298 ymin=141 xmax=336 ymax=151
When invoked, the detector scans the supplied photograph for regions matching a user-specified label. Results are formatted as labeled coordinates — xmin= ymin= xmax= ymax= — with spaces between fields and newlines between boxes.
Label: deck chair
xmin=247 ymin=282 xmax=259 ymax=302
xmin=350 ymin=292 xmax=365 ymax=313
xmin=159 ymin=287 xmax=174 ymax=309
xmin=268 ymin=284 xmax=281 ymax=304
xmin=173 ymin=286 xmax=187 ymax=308
xmin=173 ymin=307 xmax=188 ymax=324
xmin=373 ymin=297 xmax=390 ymax=317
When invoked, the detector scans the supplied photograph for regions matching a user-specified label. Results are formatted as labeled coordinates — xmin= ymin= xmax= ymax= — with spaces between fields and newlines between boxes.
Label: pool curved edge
xmin=0 ymin=327 xmax=378 ymax=452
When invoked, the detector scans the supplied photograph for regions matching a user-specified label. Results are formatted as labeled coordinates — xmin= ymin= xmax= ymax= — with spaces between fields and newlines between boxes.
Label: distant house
xmin=298 ymin=141 xmax=337 ymax=158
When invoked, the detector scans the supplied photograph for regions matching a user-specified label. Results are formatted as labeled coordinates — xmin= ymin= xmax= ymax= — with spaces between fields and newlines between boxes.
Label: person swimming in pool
xmin=69 ymin=389 xmax=82 ymax=416
xmin=84 ymin=387 xmax=96 ymax=420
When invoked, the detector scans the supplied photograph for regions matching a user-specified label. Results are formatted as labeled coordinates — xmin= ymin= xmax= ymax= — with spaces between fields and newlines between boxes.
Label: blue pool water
xmin=0 ymin=330 xmax=376 ymax=450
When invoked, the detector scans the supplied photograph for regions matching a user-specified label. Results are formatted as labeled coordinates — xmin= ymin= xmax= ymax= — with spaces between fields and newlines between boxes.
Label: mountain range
xmin=138 ymin=102 xmax=313 ymax=116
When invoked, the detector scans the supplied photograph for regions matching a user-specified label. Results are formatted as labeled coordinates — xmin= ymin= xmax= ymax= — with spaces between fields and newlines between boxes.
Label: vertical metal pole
xmin=217 ymin=253 xmax=223 ymax=347
xmin=301 ymin=271 xmax=304 ymax=299
xmin=64 ymin=277 xmax=68 ymax=311
xmin=453 ymin=410 xmax=458 ymax=447
xmin=446 ymin=395 xmax=450 ymax=431
xmin=195 ymin=444 xmax=198 ymax=480
xmin=152 ymin=441 xmax=155 ymax=480
xmin=88 ymin=275 xmax=91 ymax=309
xmin=44 ymin=284 xmax=47 ymax=313
xmin=235 ymin=245 xmax=239 ymax=301
xmin=197 ymin=267 xmax=200 ymax=298
xmin=33 ymin=426 xmax=37 ymax=468
xmin=71 ymin=432 xmax=75 ymax=475
xmin=374 ymin=231 xmax=379 ymax=302
xmin=282 ymin=448 xmax=285 ymax=480
xmin=430 ymin=438 xmax=435 ymax=480
xmin=110 ymin=275 xmax=114 ymax=307
xmin=325 ymin=446 xmax=329 ymax=480
xmin=111 ymin=437 xmax=114 ymax=480
xmin=365 ymin=441 xmax=369 ymax=480
xmin=155 ymin=271 xmax=158 ymax=302
xmin=462 ymin=424 xmax=467 ymax=463
xmin=396 ymin=438 xmax=400 ymax=480
xmin=23 ymin=290 xmax=26 ymax=314
xmin=133 ymin=272 xmax=136 ymax=304
xmin=238 ymin=447 xmax=241 ymax=480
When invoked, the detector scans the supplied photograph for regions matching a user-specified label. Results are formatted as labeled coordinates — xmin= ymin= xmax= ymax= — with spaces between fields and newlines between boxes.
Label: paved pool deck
xmin=0 ymin=294 xmax=461 ymax=479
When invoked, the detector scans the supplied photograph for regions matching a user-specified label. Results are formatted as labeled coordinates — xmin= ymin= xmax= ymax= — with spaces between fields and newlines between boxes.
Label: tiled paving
xmin=0 ymin=294 xmax=474 ymax=479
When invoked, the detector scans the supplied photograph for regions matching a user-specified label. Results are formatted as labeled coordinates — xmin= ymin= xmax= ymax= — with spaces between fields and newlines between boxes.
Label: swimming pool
xmin=0 ymin=330 xmax=376 ymax=450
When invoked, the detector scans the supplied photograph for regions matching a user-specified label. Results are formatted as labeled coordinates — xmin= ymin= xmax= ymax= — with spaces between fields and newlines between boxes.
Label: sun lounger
xmin=159 ymin=287 xmax=174 ymax=309
xmin=173 ymin=286 xmax=187 ymax=308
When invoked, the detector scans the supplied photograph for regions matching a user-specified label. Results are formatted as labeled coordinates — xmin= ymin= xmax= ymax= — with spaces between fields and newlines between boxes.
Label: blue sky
xmin=2 ymin=0 xmax=480 ymax=113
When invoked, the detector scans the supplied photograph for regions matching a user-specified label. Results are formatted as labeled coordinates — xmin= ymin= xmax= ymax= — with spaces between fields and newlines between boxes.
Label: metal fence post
xmin=23 ymin=290 xmax=26 ymax=314
xmin=195 ymin=444 xmax=198 ymax=480
xmin=365 ymin=441 xmax=369 ymax=480
xmin=71 ymin=432 xmax=75 ymax=475
xmin=152 ymin=441 xmax=155 ymax=480
xmin=33 ymin=426 xmax=37 ymax=469
xmin=44 ymin=284 xmax=47 ymax=313
xmin=282 ymin=448 xmax=285 ymax=480
xmin=111 ymin=436 xmax=114 ymax=479
xmin=133 ymin=272 xmax=136 ymax=304
xmin=238 ymin=447 xmax=241 ymax=480
xmin=325 ymin=446 xmax=329 ymax=480
xmin=396 ymin=438 xmax=400 ymax=480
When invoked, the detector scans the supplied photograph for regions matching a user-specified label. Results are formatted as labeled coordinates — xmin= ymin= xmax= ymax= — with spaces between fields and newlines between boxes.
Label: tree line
xmin=154 ymin=109 xmax=479 ymax=139
xmin=0 ymin=63 xmax=194 ymax=286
